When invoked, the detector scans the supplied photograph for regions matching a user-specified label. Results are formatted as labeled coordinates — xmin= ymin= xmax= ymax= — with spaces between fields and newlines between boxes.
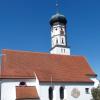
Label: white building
xmin=0 ymin=11 xmax=99 ymax=100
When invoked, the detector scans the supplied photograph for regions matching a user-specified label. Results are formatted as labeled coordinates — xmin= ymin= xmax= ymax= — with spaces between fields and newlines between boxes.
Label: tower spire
xmin=56 ymin=0 xmax=60 ymax=13
xmin=49 ymin=1 xmax=70 ymax=55
xmin=49 ymin=13 xmax=70 ymax=55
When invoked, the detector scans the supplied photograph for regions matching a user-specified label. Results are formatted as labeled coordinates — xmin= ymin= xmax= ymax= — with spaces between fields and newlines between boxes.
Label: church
xmin=0 ymin=7 xmax=99 ymax=100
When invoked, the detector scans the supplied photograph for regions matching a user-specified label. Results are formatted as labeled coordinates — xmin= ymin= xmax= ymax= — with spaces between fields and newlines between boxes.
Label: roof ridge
xmin=2 ymin=49 xmax=85 ymax=58
xmin=2 ymin=49 xmax=49 ymax=55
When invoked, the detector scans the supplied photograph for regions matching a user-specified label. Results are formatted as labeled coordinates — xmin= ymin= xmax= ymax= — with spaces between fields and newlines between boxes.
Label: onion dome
xmin=50 ymin=13 xmax=67 ymax=26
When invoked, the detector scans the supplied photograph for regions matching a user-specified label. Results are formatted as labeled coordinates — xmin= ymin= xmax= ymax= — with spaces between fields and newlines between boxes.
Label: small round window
xmin=19 ymin=82 xmax=26 ymax=86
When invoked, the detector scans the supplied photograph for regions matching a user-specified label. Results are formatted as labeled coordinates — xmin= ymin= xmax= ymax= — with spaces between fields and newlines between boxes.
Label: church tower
xmin=49 ymin=13 xmax=70 ymax=55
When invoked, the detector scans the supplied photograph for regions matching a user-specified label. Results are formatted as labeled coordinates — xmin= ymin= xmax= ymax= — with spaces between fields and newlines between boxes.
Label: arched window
xmin=60 ymin=87 xmax=64 ymax=99
xmin=85 ymin=88 xmax=89 ymax=94
xmin=56 ymin=39 xmax=58 ymax=44
xmin=49 ymin=87 xmax=53 ymax=100
xmin=62 ymin=38 xmax=64 ymax=44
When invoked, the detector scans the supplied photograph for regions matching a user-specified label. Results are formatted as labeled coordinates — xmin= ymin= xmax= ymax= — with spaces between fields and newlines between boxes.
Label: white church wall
xmin=0 ymin=79 xmax=98 ymax=100
xmin=1 ymin=79 xmax=36 ymax=100
xmin=35 ymin=74 xmax=41 ymax=97
xmin=39 ymin=83 xmax=94 ymax=100
xmin=50 ymin=47 xmax=70 ymax=55
xmin=51 ymin=25 xmax=65 ymax=37
xmin=90 ymin=77 xmax=100 ymax=87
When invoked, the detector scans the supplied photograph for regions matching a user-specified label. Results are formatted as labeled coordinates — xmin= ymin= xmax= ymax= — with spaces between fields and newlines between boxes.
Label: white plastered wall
xmin=50 ymin=47 xmax=70 ymax=55
xmin=39 ymin=83 xmax=94 ymax=100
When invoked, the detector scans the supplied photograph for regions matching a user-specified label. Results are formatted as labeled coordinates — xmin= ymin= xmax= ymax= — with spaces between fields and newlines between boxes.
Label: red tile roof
xmin=0 ymin=49 xmax=96 ymax=83
xmin=16 ymin=86 xmax=39 ymax=99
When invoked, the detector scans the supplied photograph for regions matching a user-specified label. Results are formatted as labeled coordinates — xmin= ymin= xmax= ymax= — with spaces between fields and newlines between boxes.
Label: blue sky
xmin=0 ymin=0 xmax=100 ymax=79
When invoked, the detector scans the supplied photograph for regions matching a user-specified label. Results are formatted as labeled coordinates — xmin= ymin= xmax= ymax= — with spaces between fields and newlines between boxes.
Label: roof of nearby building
xmin=16 ymin=86 xmax=39 ymax=99
xmin=0 ymin=49 xmax=96 ymax=83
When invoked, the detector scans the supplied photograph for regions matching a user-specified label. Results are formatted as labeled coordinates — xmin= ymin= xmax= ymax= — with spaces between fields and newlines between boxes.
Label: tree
xmin=91 ymin=84 xmax=100 ymax=100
